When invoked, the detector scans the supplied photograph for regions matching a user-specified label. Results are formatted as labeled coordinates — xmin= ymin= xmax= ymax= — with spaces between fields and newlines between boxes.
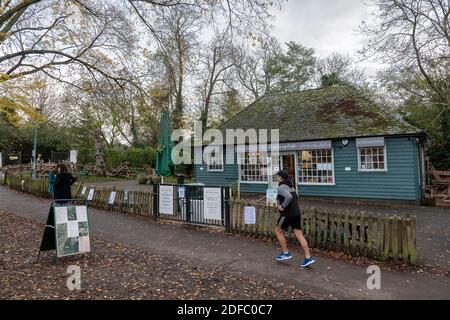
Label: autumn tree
xmin=360 ymin=0 xmax=450 ymax=168
xmin=235 ymin=36 xmax=282 ymax=100
xmin=316 ymin=52 xmax=366 ymax=87
xmin=196 ymin=32 xmax=237 ymax=129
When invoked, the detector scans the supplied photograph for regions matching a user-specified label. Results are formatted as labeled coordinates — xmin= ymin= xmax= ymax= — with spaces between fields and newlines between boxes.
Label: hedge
xmin=104 ymin=147 xmax=156 ymax=169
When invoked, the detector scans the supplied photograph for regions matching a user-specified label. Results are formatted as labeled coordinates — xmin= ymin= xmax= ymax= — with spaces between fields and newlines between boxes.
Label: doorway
xmin=280 ymin=153 xmax=296 ymax=184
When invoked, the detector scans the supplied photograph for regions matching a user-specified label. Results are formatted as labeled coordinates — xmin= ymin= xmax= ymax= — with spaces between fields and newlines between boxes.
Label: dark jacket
xmin=54 ymin=172 xmax=77 ymax=200
xmin=276 ymin=179 xmax=300 ymax=218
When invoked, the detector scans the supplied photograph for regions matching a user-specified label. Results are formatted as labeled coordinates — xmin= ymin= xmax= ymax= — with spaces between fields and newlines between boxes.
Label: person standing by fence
xmin=274 ymin=170 xmax=316 ymax=268
xmin=54 ymin=163 xmax=76 ymax=204
xmin=47 ymin=164 xmax=56 ymax=194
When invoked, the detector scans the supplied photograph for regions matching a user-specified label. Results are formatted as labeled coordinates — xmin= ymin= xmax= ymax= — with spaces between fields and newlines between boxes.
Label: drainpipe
xmin=416 ymin=135 xmax=427 ymax=204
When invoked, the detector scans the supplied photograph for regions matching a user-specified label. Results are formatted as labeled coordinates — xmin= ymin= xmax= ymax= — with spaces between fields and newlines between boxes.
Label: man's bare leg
xmin=276 ymin=227 xmax=289 ymax=253
xmin=293 ymin=229 xmax=311 ymax=258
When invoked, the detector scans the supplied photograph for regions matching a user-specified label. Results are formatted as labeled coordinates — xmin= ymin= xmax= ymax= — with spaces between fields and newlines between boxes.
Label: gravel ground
xmin=0 ymin=211 xmax=318 ymax=300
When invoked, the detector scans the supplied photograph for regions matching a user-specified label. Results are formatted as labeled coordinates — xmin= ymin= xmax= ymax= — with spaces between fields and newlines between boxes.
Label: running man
xmin=274 ymin=170 xmax=316 ymax=267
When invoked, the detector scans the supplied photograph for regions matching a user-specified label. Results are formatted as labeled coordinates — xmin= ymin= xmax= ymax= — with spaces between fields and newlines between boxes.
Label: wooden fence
xmin=72 ymin=186 xmax=154 ymax=219
xmin=230 ymin=201 xmax=417 ymax=265
xmin=3 ymin=173 xmax=154 ymax=220
xmin=2 ymin=172 xmax=417 ymax=265
xmin=5 ymin=172 xmax=53 ymax=199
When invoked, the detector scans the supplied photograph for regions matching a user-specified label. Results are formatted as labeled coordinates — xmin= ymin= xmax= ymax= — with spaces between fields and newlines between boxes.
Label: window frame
xmin=357 ymin=145 xmax=388 ymax=172
xmin=238 ymin=151 xmax=270 ymax=184
xmin=206 ymin=148 xmax=224 ymax=172
xmin=297 ymin=148 xmax=336 ymax=186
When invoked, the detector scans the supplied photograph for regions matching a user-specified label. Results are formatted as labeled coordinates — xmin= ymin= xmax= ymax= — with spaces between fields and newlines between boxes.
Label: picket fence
xmin=2 ymin=172 xmax=417 ymax=264
xmin=230 ymin=201 xmax=417 ymax=264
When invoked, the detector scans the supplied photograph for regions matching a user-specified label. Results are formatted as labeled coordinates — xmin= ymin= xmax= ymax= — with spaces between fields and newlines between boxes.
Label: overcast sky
xmin=269 ymin=0 xmax=385 ymax=77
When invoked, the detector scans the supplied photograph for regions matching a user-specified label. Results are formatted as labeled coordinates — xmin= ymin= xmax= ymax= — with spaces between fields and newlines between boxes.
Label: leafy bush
xmin=104 ymin=147 xmax=156 ymax=169
xmin=175 ymin=163 xmax=193 ymax=176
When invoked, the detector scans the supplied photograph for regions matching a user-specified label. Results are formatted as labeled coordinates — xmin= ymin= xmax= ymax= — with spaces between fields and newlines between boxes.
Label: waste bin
xmin=176 ymin=174 xmax=185 ymax=185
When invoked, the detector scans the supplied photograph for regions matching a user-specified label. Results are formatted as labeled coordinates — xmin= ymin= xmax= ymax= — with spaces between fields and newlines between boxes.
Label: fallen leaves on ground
xmin=0 ymin=211 xmax=317 ymax=300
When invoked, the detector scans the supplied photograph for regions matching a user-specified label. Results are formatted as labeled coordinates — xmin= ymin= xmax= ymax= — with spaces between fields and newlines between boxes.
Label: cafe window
xmin=207 ymin=148 xmax=223 ymax=172
xmin=239 ymin=152 xmax=269 ymax=183
xmin=298 ymin=149 xmax=335 ymax=185
xmin=358 ymin=146 xmax=386 ymax=171
xmin=356 ymin=137 xmax=387 ymax=172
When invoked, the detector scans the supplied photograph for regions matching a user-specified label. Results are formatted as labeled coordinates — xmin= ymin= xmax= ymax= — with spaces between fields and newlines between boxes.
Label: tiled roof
xmin=218 ymin=85 xmax=422 ymax=142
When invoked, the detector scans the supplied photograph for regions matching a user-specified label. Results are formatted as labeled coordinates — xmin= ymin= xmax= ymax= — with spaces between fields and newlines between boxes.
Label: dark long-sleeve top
xmin=54 ymin=172 xmax=77 ymax=200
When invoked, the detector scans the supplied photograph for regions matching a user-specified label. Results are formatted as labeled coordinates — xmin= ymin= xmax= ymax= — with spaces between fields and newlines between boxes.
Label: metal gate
xmin=153 ymin=184 xmax=231 ymax=229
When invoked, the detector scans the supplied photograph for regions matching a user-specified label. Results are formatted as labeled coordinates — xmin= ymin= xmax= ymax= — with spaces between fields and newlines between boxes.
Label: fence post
xmin=402 ymin=216 xmax=408 ymax=264
xmin=187 ymin=185 xmax=193 ymax=224
xmin=152 ymin=183 xmax=159 ymax=221
xmin=224 ymin=187 xmax=231 ymax=232
xmin=409 ymin=217 xmax=417 ymax=264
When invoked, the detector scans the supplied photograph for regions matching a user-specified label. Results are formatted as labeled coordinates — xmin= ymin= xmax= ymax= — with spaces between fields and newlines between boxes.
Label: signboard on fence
xmin=159 ymin=185 xmax=174 ymax=215
xmin=178 ymin=186 xmax=185 ymax=199
xmin=87 ymin=189 xmax=95 ymax=201
xmin=69 ymin=150 xmax=78 ymax=164
xmin=244 ymin=206 xmax=256 ymax=225
xmin=266 ymin=188 xmax=278 ymax=206
xmin=39 ymin=203 xmax=91 ymax=259
xmin=203 ymin=188 xmax=222 ymax=220
xmin=108 ymin=191 xmax=117 ymax=205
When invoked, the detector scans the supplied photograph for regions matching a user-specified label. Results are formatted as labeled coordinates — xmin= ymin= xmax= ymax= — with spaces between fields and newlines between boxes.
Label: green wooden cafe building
xmin=194 ymin=85 xmax=427 ymax=204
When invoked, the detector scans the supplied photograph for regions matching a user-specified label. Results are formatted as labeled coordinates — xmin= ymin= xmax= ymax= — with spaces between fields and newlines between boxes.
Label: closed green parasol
xmin=156 ymin=110 xmax=175 ymax=177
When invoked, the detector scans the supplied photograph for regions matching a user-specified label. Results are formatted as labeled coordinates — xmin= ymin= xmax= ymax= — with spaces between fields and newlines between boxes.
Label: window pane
xmin=298 ymin=149 xmax=334 ymax=184
xmin=239 ymin=152 xmax=269 ymax=182
xmin=359 ymin=146 xmax=385 ymax=171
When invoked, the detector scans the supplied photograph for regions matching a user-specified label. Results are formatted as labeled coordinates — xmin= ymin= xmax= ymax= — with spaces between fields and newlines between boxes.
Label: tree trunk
xmin=93 ymin=128 xmax=107 ymax=176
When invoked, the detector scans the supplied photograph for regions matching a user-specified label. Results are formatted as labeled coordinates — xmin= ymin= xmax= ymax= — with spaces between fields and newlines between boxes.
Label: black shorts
xmin=276 ymin=215 xmax=302 ymax=231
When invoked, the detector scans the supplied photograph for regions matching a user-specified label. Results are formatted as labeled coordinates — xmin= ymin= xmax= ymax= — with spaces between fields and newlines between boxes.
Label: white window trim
xmin=357 ymin=145 xmax=388 ymax=172
xmin=206 ymin=150 xmax=224 ymax=172
xmin=237 ymin=152 xmax=270 ymax=184
xmin=298 ymin=148 xmax=336 ymax=186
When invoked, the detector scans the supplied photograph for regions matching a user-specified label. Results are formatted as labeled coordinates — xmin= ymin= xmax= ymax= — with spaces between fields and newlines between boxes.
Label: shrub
xmin=104 ymin=147 xmax=156 ymax=169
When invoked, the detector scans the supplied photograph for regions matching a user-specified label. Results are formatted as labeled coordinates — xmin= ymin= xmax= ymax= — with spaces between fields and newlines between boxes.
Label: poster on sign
xmin=69 ymin=150 xmax=78 ymax=164
xmin=159 ymin=185 xmax=174 ymax=215
xmin=108 ymin=191 xmax=117 ymax=205
xmin=39 ymin=204 xmax=91 ymax=259
xmin=266 ymin=188 xmax=278 ymax=205
xmin=244 ymin=206 xmax=256 ymax=225
xmin=87 ymin=189 xmax=95 ymax=201
xmin=203 ymin=188 xmax=222 ymax=220
xmin=178 ymin=186 xmax=185 ymax=199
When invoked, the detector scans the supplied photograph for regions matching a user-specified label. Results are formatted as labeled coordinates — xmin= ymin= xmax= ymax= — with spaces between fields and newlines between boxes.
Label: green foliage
xmin=0 ymin=118 xmax=21 ymax=152
xmin=401 ymin=97 xmax=450 ymax=169
xmin=174 ymin=163 xmax=193 ymax=176
xmin=104 ymin=147 xmax=156 ymax=169
xmin=321 ymin=73 xmax=344 ymax=87
xmin=220 ymin=89 xmax=245 ymax=122
xmin=265 ymin=41 xmax=316 ymax=93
